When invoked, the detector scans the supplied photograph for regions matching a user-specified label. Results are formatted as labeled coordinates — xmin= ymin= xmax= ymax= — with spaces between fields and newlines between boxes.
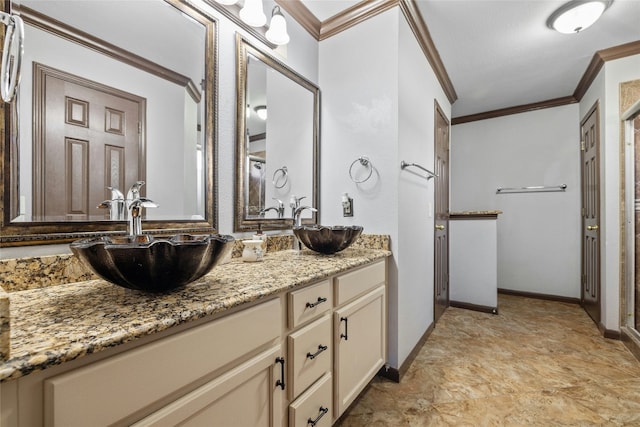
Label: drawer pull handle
xmin=275 ymin=357 xmax=285 ymax=390
xmin=307 ymin=406 xmax=329 ymax=426
xmin=306 ymin=297 xmax=327 ymax=309
xmin=340 ymin=317 xmax=348 ymax=341
xmin=306 ymin=344 xmax=328 ymax=360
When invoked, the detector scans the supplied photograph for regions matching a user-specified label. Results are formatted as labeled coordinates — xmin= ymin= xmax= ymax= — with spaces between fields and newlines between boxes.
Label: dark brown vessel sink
xmin=293 ymin=225 xmax=363 ymax=254
xmin=70 ymin=234 xmax=235 ymax=292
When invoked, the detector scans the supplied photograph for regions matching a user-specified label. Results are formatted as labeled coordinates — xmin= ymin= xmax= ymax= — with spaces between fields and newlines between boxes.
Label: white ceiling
xmin=301 ymin=0 xmax=640 ymax=118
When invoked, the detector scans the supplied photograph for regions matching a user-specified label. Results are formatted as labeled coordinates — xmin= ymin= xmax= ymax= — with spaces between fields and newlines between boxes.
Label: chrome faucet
xmin=260 ymin=198 xmax=285 ymax=218
xmin=97 ymin=186 xmax=125 ymax=220
xmin=126 ymin=181 xmax=146 ymax=212
xmin=293 ymin=205 xmax=317 ymax=227
xmin=128 ymin=197 xmax=158 ymax=236
xmin=289 ymin=195 xmax=306 ymax=219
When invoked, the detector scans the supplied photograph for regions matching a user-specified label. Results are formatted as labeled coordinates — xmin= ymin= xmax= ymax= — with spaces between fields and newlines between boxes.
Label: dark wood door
xmin=434 ymin=101 xmax=450 ymax=323
xmin=581 ymin=102 xmax=601 ymax=324
xmin=33 ymin=63 xmax=145 ymax=221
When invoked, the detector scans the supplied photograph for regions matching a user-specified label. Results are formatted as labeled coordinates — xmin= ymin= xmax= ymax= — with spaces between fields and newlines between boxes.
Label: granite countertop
xmin=0 ymin=248 xmax=390 ymax=382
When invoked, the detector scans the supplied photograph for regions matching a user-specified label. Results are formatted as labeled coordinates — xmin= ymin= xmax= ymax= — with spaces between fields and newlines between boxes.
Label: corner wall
xmin=319 ymin=7 xmax=451 ymax=370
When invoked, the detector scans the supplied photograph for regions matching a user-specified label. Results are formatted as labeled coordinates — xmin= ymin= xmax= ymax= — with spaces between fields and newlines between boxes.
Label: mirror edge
xmin=0 ymin=0 xmax=219 ymax=247
xmin=234 ymin=34 xmax=320 ymax=233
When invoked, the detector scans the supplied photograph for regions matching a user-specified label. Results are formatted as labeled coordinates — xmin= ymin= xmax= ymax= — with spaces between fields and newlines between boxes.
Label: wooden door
xmin=434 ymin=101 xmax=450 ymax=323
xmin=581 ymin=102 xmax=601 ymax=324
xmin=33 ymin=63 xmax=145 ymax=221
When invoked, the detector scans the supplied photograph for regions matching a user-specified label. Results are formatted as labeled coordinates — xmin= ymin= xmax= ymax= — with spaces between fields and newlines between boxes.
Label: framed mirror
xmin=0 ymin=0 xmax=217 ymax=246
xmin=235 ymin=35 xmax=319 ymax=232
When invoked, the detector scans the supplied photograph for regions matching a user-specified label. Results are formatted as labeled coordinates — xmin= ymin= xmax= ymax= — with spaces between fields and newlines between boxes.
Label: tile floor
xmin=337 ymin=294 xmax=640 ymax=426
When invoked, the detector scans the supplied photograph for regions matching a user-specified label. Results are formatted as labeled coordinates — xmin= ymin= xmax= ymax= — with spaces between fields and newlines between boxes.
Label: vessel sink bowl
xmin=293 ymin=225 xmax=363 ymax=254
xmin=70 ymin=234 xmax=235 ymax=292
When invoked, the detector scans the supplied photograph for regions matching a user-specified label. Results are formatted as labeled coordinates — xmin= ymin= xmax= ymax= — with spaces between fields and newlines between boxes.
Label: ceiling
xmin=300 ymin=0 xmax=640 ymax=118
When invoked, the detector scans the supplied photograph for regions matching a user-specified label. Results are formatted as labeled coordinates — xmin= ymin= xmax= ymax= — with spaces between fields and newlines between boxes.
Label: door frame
xmin=580 ymin=100 xmax=601 ymax=325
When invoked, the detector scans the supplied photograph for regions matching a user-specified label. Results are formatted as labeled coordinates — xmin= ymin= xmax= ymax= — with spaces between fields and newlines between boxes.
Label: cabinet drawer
xmin=288 ymin=314 xmax=332 ymax=399
xmin=289 ymin=373 xmax=332 ymax=427
xmin=44 ymin=298 xmax=281 ymax=427
xmin=288 ymin=279 xmax=332 ymax=328
xmin=334 ymin=260 xmax=385 ymax=305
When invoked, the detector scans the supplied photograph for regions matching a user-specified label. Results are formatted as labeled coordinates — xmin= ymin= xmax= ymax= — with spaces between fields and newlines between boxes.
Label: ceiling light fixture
xmin=254 ymin=105 xmax=267 ymax=120
xmin=239 ymin=0 xmax=266 ymax=27
xmin=265 ymin=6 xmax=290 ymax=46
xmin=547 ymin=0 xmax=612 ymax=34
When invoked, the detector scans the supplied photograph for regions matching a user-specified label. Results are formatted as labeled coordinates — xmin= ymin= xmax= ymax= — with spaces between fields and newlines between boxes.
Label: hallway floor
xmin=337 ymin=294 xmax=640 ymax=426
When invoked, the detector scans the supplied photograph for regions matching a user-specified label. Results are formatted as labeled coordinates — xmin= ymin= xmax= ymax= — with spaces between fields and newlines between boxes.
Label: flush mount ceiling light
xmin=547 ymin=0 xmax=612 ymax=34
xmin=214 ymin=0 xmax=238 ymax=5
xmin=265 ymin=6 xmax=290 ymax=46
xmin=239 ymin=0 xmax=266 ymax=27
xmin=254 ymin=105 xmax=267 ymax=120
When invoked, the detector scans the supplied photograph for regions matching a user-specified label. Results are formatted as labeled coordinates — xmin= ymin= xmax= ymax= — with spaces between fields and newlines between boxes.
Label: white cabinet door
xmin=132 ymin=345 xmax=284 ymax=427
xmin=333 ymin=285 xmax=385 ymax=418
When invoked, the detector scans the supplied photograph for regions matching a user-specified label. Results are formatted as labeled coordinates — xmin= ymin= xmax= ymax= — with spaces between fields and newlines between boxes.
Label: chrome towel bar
xmin=496 ymin=184 xmax=567 ymax=194
xmin=400 ymin=161 xmax=437 ymax=180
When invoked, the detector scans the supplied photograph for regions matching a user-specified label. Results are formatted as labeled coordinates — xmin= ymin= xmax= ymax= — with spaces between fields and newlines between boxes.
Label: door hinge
xmin=580 ymin=140 xmax=585 ymax=151
xmin=138 ymin=122 xmax=142 ymax=134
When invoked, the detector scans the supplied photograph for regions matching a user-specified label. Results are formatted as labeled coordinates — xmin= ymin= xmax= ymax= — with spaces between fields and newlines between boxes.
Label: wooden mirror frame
xmin=0 ymin=0 xmax=218 ymax=247
xmin=234 ymin=34 xmax=320 ymax=232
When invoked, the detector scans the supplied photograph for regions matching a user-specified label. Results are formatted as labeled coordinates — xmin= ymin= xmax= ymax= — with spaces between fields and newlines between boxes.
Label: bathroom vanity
xmin=0 ymin=248 xmax=388 ymax=426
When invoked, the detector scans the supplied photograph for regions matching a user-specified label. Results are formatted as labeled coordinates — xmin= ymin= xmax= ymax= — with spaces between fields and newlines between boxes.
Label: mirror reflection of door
xmin=33 ymin=63 xmax=146 ymax=221
xmin=247 ymin=155 xmax=266 ymax=216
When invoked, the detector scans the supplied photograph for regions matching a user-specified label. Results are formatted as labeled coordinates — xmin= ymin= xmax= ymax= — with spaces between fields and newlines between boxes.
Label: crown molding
xmin=452 ymin=96 xmax=577 ymax=125
xmin=574 ymin=40 xmax=640 ymax=101
xmin=398 ymin=0 xmax=457 ymax=103
xmin=319 ymin=0 xmax=399 ymax=40
xmin=277 ymin=0 xmax=457 ymax=104
xmin=275 ymin=0 xmax=321 ymax=39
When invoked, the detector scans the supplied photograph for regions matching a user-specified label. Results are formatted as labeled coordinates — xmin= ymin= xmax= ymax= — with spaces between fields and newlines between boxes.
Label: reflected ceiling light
xmin=254 ymin=105 xmax=267 ymax=120
xmin=214 ymin=0 xmax=238 ymax=5
xmin=547 ymin=0 xmax=612 ymax=34
xmin=265 ymin=6 xmax=290 ymax=46
xmin=239 ymin=0 xmax=266 ymax=27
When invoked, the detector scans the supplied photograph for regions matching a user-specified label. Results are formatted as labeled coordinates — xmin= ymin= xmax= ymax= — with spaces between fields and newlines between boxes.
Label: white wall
xmin=319 ymin=8 xmax=451 ymax=370
xmin=451 ymin=104 xmax=582 ymax=299
xmin=397 ymin=15 xmax=450 ymax=366
xmin=320 ymin=10 xmax=400 ymax=367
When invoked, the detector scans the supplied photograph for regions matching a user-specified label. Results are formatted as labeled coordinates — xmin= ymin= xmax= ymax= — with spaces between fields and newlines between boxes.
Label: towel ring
xmin=349 ymin=156 xmax=373 ymax=183
xmin=272 ymin=166 xmax=288 ymax=188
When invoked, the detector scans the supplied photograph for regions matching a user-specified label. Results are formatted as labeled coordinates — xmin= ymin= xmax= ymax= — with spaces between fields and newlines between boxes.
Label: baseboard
xmin=621 ymin=327 xmax=640 ymax=362
xmin=497 ymin=288 xmax=581 ymax=305
xmin=598 ymin=322 xmax=621 ymax=340
xmin=450 ymin=300 xmax=498 ymax=315
xmin=378 ymin=321 xmax=435 ymax=383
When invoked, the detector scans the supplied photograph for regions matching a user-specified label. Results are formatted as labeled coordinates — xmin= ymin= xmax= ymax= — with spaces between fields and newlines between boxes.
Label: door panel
xmin=33 ymin=63 xmax=145 ymax=221
xmin=581 ymin=103 xmax=601 ymax=324
xmin=434 ymin=101 xmax=450 ymax=323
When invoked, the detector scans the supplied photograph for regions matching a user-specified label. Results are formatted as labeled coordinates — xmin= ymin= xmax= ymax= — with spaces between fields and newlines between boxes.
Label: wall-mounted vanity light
xmin=546 ymin=0 xmax=612 ymax=34
xmin=265 ymin=6 xmax=290 ymax=46
xmin=214 ymin=0 xmax=290 ymax=46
